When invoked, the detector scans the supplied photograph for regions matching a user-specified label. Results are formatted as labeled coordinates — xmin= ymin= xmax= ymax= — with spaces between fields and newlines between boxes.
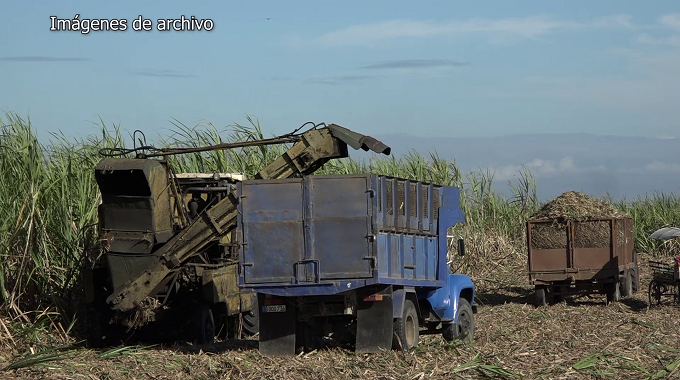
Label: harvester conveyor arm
xmin=106 ymin=126 xmax=390 ymax=313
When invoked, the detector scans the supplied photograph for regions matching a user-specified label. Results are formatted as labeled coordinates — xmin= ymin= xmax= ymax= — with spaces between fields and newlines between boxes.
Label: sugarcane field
xmin=3 ymin=2 xmax=680 ymax=380
xmin=0 ymin=113 xmax=678 ymax=379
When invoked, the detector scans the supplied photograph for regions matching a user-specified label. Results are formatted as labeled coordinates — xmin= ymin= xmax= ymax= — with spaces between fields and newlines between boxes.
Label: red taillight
xmin=363 ymin=294 xmax=383 ymax=302
xmin=263 ymin=296 xmax=285 ymax=306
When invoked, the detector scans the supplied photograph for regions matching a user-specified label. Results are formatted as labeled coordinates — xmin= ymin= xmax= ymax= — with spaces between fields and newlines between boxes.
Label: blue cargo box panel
xmin=237 ymin=174 xmax=464 ymax=295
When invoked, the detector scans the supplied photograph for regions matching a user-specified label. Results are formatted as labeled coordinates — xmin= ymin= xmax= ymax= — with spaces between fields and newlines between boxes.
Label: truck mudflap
xmin=355 ymin=286 xmax=394 ymax=353
xmin=257 ymin=293 xmax=297 ymax=356
xmin=426 ymin=273 xmax=476 ymax=322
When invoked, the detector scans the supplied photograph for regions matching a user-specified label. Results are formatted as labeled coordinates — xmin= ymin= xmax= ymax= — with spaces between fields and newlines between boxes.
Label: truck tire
xmin=620 ymin=270 xmax=633 ymax=298
xmin=392 ymin=299 xmax=419 ymax=350
xmin=443 ymin=298 xmax=474 ymax=343
xmin=534 ymin=286 xmax=547 ymax=307
xmin=192 ymin=304 xmax=215 ymax=344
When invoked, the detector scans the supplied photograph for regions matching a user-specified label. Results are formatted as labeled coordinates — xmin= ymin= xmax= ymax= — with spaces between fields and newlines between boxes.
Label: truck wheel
xmin=442 ymin=298 xmax=474 ymax=343
xmin=620 ymin=270 xmax=633 ymax=298
xmin=534 ymin=286 xmax=547 ymax=307
xmin=606 ymin=281 xmax=620 ymax=304
xmin=392 ymin=299 xmax=419 ymax=350
xmin=192 ymin=304 xmax=215 ymax=344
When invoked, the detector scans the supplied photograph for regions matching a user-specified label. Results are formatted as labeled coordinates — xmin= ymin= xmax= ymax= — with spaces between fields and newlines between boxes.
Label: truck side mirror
xmin=458 ymin=238 xmax=465 ymax=257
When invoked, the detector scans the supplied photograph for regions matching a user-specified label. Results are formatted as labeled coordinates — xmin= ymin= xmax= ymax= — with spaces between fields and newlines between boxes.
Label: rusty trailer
xmin=526 ymin=216 xmax=638 ymax=306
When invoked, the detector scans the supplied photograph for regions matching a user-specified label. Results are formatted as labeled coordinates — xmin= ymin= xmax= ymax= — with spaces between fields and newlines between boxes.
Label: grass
xmin=1 ymin=111 xmax=680 ymax=379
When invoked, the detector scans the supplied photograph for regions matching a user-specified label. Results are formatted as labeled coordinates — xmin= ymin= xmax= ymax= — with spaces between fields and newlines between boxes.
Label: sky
xmin=1 ymin=1 xmax=679 ymax=199
xmin=1 ymin=0 xmax=679 ymax=139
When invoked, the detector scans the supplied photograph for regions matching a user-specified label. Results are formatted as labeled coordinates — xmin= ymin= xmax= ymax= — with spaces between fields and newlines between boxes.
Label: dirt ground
xmin=2 ymin=252 xmax=680 ymax=380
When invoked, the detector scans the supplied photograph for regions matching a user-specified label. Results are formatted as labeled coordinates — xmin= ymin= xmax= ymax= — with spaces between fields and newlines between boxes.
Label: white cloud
xmin=489 ymin=156 xmax=606 ymax=181
xmin=633 ymin=13 xmax=680 ymax=47
xmin=636 ymin=33 xmax=680 ymax=46
xmin=619 ymin=161 xmax=680 ymax=174
xmin=592 ymin=14 xmax=638 ymax=29
xmin=657 ymin=135 xmax=676 ymax=140
xmin=659 ymin=13 xmax=680 ymax=30
xmin=644 ymin=161 xmax=680 ymax=173
xmin=304 ymin=15 xmax=595 ymax=47
xmin=289 ymin=12 xmax=680 ymax=48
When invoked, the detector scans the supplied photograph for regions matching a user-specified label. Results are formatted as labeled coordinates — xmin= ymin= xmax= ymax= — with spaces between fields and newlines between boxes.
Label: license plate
xmin=262 ymin=305 xmax=286 ymax=313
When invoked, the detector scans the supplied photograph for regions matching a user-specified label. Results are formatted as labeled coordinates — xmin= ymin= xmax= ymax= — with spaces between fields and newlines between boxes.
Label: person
xmin=188 ymin=192 xmax=208 ymax=218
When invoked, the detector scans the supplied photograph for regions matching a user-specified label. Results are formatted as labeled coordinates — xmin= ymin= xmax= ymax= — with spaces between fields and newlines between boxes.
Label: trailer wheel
xmin=551 ymin=285 xmax=563 ymax=304
xmin=534 ymin=286 xmax=547 ymax=307
xmin=606 ymin=281 xmax=620 ymax=304
xmin=392 ymin=299 xmax=419 ymax=350
xmin=648 ymin=280 xmax=662 ymax=306
xmin=192 ymin=304 xmax=215 ymax=344
xmin=620 ymin=270 xmax=633 ymax=298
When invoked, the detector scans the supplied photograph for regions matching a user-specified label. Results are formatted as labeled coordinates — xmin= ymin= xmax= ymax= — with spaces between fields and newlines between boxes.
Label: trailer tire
xmin=443 ymin=298 xmax=474 ymax=343
xmin=192 ymin=304 xmax=215 ymax=345
xmin=534 ymin=286 xmax=547 ymax=307
xmin=606 ymin=281 xmax=620 ymax=304
xmin=392 ymin=299 xmax=419 ymax=351
xmin=631 ymin=262 xmax=639 ymax=293
xmin=620 ymin=269 xmax=633 ymax=298
xmin=551 ymin=285 xmax=563 ymax=304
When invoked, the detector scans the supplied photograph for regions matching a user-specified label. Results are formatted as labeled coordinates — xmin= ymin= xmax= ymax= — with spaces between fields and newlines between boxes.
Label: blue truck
xmin=237 ymin=173 xmax=476 ymax=355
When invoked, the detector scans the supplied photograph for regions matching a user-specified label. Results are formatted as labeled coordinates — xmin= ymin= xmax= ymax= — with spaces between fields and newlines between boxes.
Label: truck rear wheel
xmin=392 ymin=299 xmax=419 ymax=350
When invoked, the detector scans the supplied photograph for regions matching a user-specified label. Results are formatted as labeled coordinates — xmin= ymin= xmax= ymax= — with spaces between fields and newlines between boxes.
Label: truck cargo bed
xmin=237 ymin=174 xmax=464 ymax=296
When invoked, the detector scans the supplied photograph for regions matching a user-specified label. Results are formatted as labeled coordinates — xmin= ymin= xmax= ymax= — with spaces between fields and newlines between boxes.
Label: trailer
xmin=237 ymin=174 xmax=476 ymax=356
xmin=527 ymin=216 xmax=638 ymax=306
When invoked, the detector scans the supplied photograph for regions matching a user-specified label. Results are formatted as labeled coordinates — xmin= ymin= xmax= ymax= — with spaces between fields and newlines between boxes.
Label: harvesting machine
xmin=81 ymin=123 xmax=391 ymax=346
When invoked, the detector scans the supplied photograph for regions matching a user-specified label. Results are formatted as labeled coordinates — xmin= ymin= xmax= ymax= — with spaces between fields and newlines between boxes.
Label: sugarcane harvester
xmin=83 ymin=123 xmax=391 ymax=347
